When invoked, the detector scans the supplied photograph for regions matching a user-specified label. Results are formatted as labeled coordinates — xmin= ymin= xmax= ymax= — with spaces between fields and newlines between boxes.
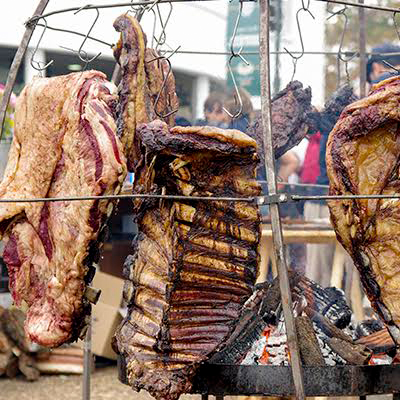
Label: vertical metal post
xmin=83 ymin=316 xmax=92 ymax=400
xmin=258 ymin=1 xmax=305 ymax=400
xmin=0 ymin=0 xmax=50 ymax=140
xmin=358 ymin=0 xmax=367 ymax=97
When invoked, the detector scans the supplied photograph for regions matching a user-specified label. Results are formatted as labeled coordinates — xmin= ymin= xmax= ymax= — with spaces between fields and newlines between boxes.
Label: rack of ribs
xmin=0 ymin=71 xmax=126 ymax=347
xmin=113 ymin=120 xmax=261 ymax=400
xmin=327 ymin=76 xmax=400 ymax=344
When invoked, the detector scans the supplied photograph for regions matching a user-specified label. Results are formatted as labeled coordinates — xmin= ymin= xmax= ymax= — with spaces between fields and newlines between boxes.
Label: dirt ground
xmin=1 ymin=365 xmax=200 ymax=400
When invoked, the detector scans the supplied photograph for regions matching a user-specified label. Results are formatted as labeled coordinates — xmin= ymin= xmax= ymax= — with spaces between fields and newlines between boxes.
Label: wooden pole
xmin=258 ymin=1 xmax=305 ymax=399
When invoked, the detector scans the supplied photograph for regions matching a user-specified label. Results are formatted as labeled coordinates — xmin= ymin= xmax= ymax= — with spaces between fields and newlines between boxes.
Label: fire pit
xmin=117 ymin=272 xmax=400 ymax=398
xmin=117 ymin=358 xmax=400 ymax=397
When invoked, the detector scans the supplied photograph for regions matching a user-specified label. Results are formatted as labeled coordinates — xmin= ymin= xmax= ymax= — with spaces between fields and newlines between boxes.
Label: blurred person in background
xmin=195 ymin=91 xmax=228 ymax=127
xmin=367 ymin=43 xmax=400 ymax=89
xmin=223 ymin=87 xmax=254 ymax=132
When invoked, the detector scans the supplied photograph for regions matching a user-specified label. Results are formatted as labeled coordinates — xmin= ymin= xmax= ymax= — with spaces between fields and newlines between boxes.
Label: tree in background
xmin=324 ymin=0 xmax=399 ymax=100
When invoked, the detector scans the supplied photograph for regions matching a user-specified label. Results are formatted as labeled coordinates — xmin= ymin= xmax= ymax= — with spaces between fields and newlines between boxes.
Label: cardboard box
xmin=79 ymin=271 xmax=124 ymax=360
xmin=89 ymin=301 xmax=122 ymax=360
xmin=92 ymin=270 xmax=124 ymax=307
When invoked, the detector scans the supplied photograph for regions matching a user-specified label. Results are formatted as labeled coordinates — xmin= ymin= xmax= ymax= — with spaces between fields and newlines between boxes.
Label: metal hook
xmin=336 ymin=10 xmax=357 ymax=64
xmin=74 ymin=5 xmax=101 ymax=64
xmin=59 ymin=46 xmax=91 ymax=71
xmin=223 ymin=55 xmax=244 ymax=119
xmin=30 ymin=18 xmax=54 ymax=73
xmin=222 ymin=0 xmax=249 ymax=119
xmin=229 ymin=0 xmax=249 ymax=64
xmin=283 ymin=7 xmax=314 ymax=80
xmin=154 ymin=3 xmax=173 ymax=50
xmin=334 ymin=6 xmax=357 ymax=85
xmin=149 ymin=57 xmax=178 ymax=119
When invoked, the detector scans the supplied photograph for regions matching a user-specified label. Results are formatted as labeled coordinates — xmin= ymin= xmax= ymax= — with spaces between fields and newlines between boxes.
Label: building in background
xmin=226 ymin=0 xmax=326 ymax=109
xmin=0 ymin=1 xmax=230 ymax=122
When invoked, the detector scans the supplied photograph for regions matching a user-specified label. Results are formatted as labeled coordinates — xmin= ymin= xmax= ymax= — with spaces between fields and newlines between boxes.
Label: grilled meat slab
xmin=0 ymin=71 xmax=126 ymax=347
xmin=327 ymin=76 xmax=400 ymax=343
xmin=113 ymin=15 xmax=178 ymax=172
xmin=113 ymin=120 xmax=261 ymax=400
xmin=246 ymin=80 xmax=313 ymax=165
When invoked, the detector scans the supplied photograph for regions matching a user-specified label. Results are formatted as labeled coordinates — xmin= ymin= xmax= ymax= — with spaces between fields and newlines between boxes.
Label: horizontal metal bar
xmin=314 ymin=0 xmax=400 ymax=13
xmin=35 ymin=23 xmax=113 ymax=48
xmin=190 ymin=364 xmax=400 ymax=396
xmin=26 ymin=0 xmax=400 ymax=25
xmin=3 ymin=191 xmax=400 ymax=204
xmin=292 ymin=193 xmax=400 ymax=201
xmin=160 ymin=49 xmax=400 ymax=57
xmin=0 ymin=193 xmax=256 ymax=203
xmin=27 ymin=0 xmax=219 ymax=24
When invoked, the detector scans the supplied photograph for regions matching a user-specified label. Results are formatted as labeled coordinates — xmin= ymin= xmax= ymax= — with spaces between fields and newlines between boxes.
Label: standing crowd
xmin=184 ymin=43 xmax=400 ymax=289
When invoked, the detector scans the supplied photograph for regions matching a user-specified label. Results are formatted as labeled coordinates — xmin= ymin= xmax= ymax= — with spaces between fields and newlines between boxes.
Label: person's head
xmin=366 ymin=43 xmax=400 ymax=86
xmin=223 ymin=88 xmax=254 ymax=121
xmin=203 ymin=92 xmax=227 ymax=126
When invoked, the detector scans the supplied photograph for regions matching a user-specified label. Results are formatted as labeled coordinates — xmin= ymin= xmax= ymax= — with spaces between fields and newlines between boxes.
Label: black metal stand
xmin=191 ymin=364 xmax=400 ymax=398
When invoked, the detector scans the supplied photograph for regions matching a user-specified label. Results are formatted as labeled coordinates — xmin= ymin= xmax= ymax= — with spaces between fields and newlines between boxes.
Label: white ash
xmin=369 ymin=354 xmax=392 ymax=365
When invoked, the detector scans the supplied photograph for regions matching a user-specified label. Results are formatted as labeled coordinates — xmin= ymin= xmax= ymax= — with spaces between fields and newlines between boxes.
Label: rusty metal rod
xmin=315 ymin=0 xmax=400 ymax=13
xmin=0 ymin=0 xmax=50 ymax=141
xmin=27 ymin=0 xmax=217 ymax=24
xmin=258 ymin=1 xmax=305 ymax=400
xmin=0 ymin=193 xmax=256 ymax=203
xmin=359 ymin=0 xmax=367 ymax=97
xmin=83 ymin=316 xmax=92 ymax=400
xmin=292 ymin=194 xmax=400 ymax=201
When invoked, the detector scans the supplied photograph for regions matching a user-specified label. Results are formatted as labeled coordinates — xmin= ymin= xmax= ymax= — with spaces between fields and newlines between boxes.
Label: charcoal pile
xmin=210 ymin=272 xmax=397 ymax=368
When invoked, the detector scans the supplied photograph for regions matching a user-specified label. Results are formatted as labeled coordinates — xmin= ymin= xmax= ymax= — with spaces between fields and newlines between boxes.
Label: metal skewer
xmin=83 ymin=316 xmax=92 ymax=400
xmin=259 ymin=1 xmax=305 ymax=399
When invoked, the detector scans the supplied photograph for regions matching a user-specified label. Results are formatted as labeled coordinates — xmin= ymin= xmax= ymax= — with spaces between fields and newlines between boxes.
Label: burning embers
xmin=212 ymin=272 xmax=396 ymax=368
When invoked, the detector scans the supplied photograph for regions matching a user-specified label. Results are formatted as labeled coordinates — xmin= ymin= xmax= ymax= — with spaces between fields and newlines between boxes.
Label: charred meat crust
xmin=115 ymin=121 xmax=261 ymax=400
xmin=327 ymin=76 xmax=400 ymax=343
xmin=246 ymin=80 xmax=313 ymax=164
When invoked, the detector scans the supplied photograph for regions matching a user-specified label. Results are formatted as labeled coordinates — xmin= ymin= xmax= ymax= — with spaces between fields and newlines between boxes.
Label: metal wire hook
xmin=74 ymin=5 xmax=102 ymax=64
xmin=335 ymin=6 xmax=356 ymax=85
xmin=153 ymin=3 xmax=173 ymax=49
xmin=148 ymin=56 xmax=178 ymax=119
xmin=283 ymin=7 xmax=314 ymax=81
xmin=284 ymin=8 xmax=315 ymax=61
xmin=222 ymin=0 xmax=249 ymax=119
xmin=336 ymin=9 xmax=357 ymax=64
xmin=229 ymin=0 xmax=248 ymax=64
xmin=223 ymin=55 xmax=244 ymax=119
xmin=59 ymin=46 xmax=92 ymax=71
xmin=30 ymin=18 xmax=54 ymax=73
